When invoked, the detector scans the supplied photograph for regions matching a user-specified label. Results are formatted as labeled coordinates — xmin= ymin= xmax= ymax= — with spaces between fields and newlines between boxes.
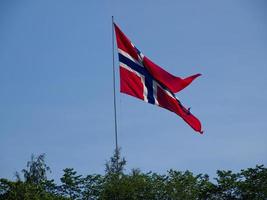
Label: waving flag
xmin=114 ymin=23 xmax=203 ymax=134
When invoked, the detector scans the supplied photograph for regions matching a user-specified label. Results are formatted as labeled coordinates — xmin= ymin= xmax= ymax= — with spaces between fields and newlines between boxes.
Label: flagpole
xmin=112 ymin=16 xmax=119 ymax=153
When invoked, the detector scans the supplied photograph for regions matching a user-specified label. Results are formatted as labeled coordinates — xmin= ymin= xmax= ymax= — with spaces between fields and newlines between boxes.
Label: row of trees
xmin=0 ymin=150 xmax=266 ymax=200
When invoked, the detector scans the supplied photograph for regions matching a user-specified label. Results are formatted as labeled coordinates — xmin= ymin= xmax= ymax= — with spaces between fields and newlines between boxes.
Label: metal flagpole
xmin=112 ymin=16 xmax=119 ymax=153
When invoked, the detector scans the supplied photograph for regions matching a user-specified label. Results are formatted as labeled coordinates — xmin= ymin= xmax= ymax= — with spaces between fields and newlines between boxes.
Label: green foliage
xmin=21 ymin=154 xmax=51 ymax=185
xmin=82 ymin=174 xmax=104 ymax=200
xmin=0 ymin=154 xmax=69 ymax=200
xmin=100 ymin=170 xmax=154 ymax=200
xmin=165 ymin=170 xmax=211 ymax=200
xmin=105 ymin=148 xmax=126 ymax=175
xmin=238 ymin=165 xmax=267 ymax=199
xmin=0 ymin=152 xmax=266 ymax=200
xmin=60 ymin=168 xmax=82 ymax=199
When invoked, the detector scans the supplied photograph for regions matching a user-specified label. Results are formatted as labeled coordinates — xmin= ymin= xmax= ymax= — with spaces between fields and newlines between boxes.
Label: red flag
xmin=114 ymin=23 xmax=203 ymax=134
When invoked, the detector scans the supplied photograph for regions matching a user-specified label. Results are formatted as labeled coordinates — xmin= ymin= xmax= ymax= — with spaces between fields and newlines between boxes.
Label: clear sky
xmin=1 ymin=0 xmax=267 ymax=182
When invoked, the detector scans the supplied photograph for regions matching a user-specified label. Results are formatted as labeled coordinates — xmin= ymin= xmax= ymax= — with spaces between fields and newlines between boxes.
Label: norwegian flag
xmin=114 ymin=23 xmax=203 ymax=134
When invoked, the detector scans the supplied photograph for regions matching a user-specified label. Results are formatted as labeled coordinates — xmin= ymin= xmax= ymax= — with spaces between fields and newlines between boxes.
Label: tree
xmin=21 ymin=154 xmax=51 ymax=185
xmin=105 ymin=148 xmax=126 ymax=175
xmin=164 ymin=170 xmax=212 ymax=200
xmin=1 ymin=152 xmax=267 ymax=200
xmin=0 ymin=154 xmax=68 ymax=200
xmin=60 ymin=168 xmax=82 ymax=200
xmin=82 ymin=174 xmax=104 ymax=200
xmin=101 ymin=148 xmax=127 ymax=199
xmin=238 ymin=165 xmax=267 ymax=199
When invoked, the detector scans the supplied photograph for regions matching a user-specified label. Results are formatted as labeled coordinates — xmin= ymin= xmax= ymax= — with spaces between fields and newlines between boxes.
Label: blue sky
xmin=0 ymin=0 xmax=267 ymax=182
